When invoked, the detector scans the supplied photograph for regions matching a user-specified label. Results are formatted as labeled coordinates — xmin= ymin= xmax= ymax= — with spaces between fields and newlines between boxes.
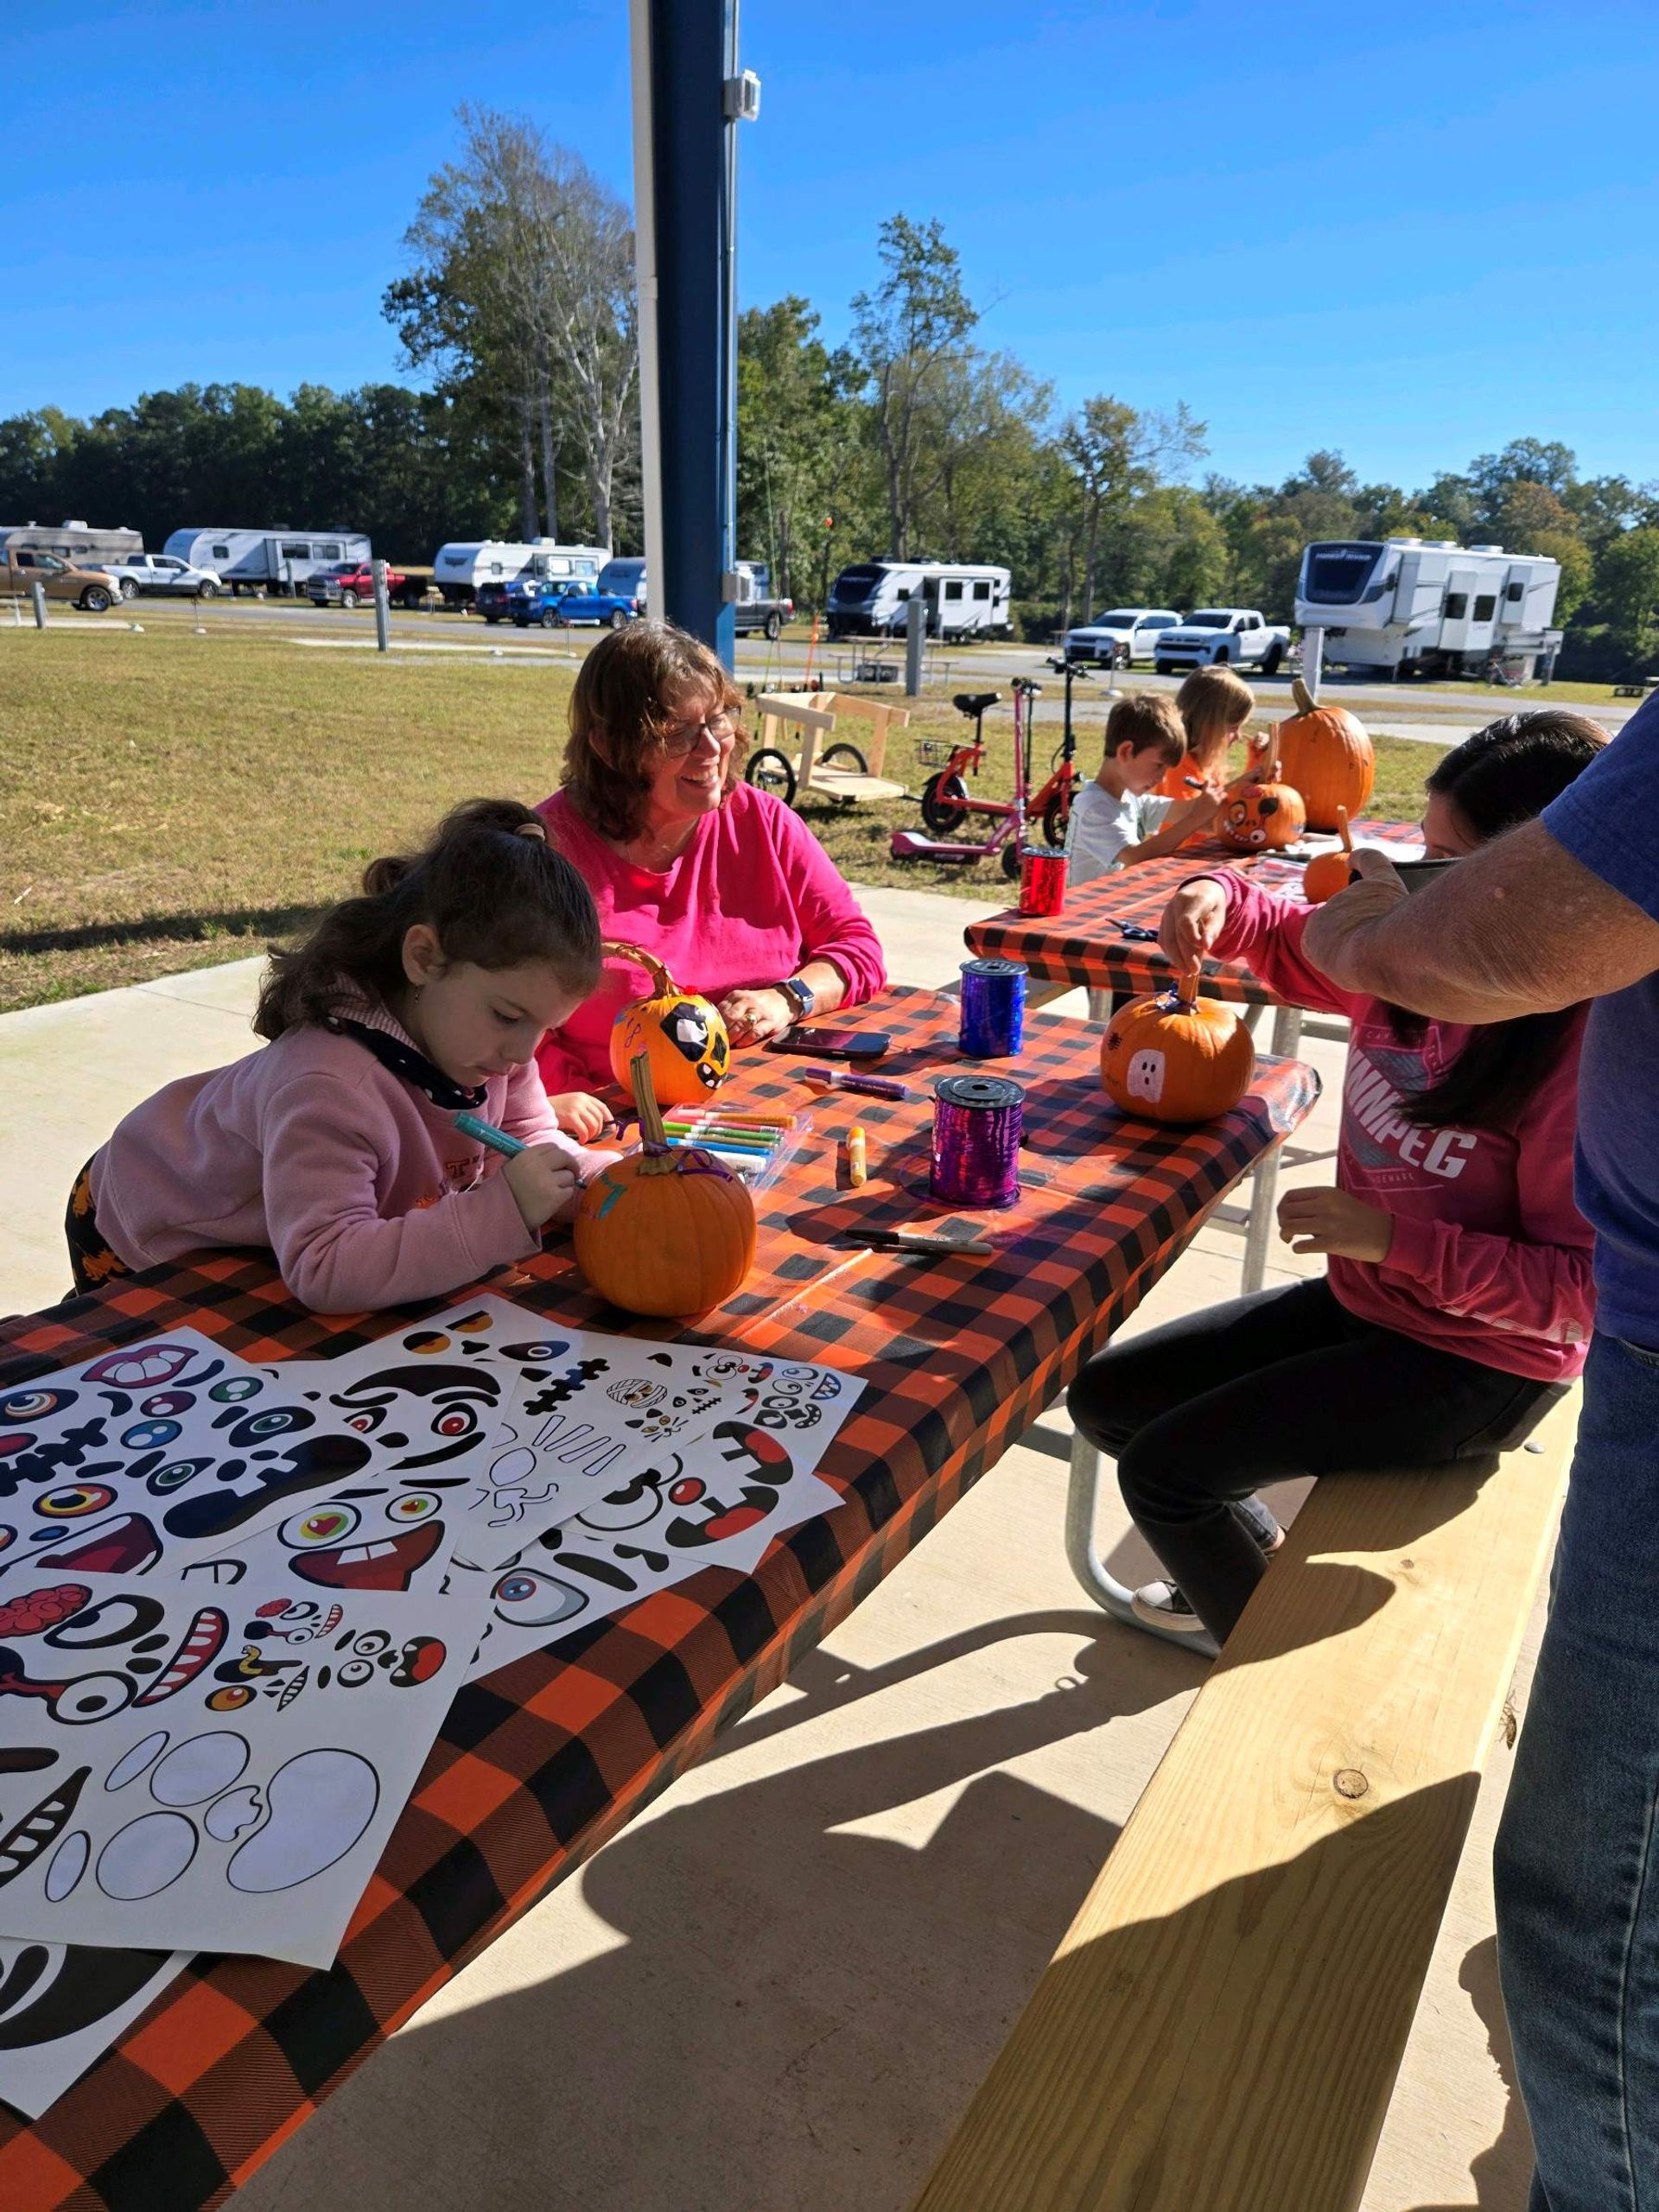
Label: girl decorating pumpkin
xmin=1068 ymin=710 xmax=1607 ymax=1645
xmin=1157 ymin=665 xmax=1262 ymax=798
xmin=71 ymin=801 xmax=618 ymax=1314
xmin=533 ymin=620 xmax=887 ymax=1138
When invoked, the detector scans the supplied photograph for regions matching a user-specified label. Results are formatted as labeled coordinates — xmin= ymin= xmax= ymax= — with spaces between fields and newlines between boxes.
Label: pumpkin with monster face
xmin=606 ymin=940 xmax=731 ymax=1104
xmin=1218 ymin=780 xmax=1306 ymax=854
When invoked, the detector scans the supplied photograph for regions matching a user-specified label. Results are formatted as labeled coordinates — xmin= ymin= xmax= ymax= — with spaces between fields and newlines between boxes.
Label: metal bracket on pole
xmin=372 ymin=559 xmax=391 ymax=653
xmin=1301 ymin=625 xmax=1325 ymax=700
xmin=29 ymin=580 xmax=47 ymax=630
xmin=905 ymin=594 xmax=926 ymax=696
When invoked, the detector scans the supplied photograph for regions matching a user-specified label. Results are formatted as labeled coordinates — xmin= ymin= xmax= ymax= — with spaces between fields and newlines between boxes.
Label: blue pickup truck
xmin=509 ymin=578 xmax=638 ymax=631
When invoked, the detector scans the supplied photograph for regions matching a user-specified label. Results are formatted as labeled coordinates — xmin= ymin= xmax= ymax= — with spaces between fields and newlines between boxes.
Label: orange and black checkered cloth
xmin=0 ymin=988 xmax=1318 ymax=2210
xmin=965 ymin=821 xmax=1423 ymax=1004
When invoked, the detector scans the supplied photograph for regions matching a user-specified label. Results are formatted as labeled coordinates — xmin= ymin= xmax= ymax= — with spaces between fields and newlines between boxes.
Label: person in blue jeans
xmin=1305 ymin=692 xmax=1659 ymax=2212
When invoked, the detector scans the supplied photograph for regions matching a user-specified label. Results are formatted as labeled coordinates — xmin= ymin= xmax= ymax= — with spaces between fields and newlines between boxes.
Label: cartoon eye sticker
xmin=0 ymin=1388 xmax=76 ymax=1423
xmin=279 ymin=1503 xmax=361 ymax=1551
xmin=386 ymin=1491 xmax=441 ymax=1523
xmin=144 ymin=1457 xmax=214 ymax=1497
xmin=223 ymin=1406 xmax=313 ymax=1444
xmin=346 ymin=1630 xmax=392 ymax=1658
xmin=138 ymin=1391 xmax=197 ymax=1420
xmin=208 ymin=1376 xmax=264 ymax=1403
xmin=35 ymin=1484 xmax=118 ymax=1519
xmin=120 ymin=1421 xmax=182 ymax=1452
xmin=402 ymin=1332 xmax=452 ymax=1355
xmin=490 ymin=1567 xmax=588 ymax=1630
xmin=432 ymin=1405 xmax=480 ymax=1442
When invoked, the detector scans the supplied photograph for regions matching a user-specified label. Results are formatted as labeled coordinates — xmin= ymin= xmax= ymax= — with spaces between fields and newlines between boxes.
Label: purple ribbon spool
xmin=930 ymin=1073 xmax=1024 ymax=1210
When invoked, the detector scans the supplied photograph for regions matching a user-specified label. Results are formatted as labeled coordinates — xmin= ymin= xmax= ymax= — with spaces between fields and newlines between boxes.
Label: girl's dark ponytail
xmin=254 ymin=799 xmax=601 ymax=1040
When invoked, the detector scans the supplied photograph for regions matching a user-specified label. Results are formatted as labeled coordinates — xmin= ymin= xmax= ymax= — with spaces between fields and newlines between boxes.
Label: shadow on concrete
xmin=1407 ymin=1935 xmax=1534 ymax=2212
xmin=239 ymin=1612 xmax=1173 ymax=2212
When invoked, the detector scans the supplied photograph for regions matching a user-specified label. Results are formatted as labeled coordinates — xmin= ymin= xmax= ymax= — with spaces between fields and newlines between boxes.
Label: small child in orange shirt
xmin=1155 ymin=666 xmax=1274 ymax=800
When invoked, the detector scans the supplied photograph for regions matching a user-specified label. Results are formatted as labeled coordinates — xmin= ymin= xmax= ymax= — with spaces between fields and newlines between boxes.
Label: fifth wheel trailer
xmin=1295 ymin=537 xmax=1563 ymax=680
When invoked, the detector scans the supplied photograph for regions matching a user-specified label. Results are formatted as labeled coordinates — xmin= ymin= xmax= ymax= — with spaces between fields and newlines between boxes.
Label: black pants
xmin=1067 ymin=1276 xmax=1565 ymax=1645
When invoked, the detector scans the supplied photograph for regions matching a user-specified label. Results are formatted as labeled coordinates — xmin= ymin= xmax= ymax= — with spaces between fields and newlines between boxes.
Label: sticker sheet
xmin=462 ymin=1414 xmax=848 ymax=1681
xmin=0 ymin=1567 xmax=484 ymax=1968
xmin=0 ymin=1938 xmax=188 ymax=2120
xmin=0 ymin=1332 xmax=397 ymax=1587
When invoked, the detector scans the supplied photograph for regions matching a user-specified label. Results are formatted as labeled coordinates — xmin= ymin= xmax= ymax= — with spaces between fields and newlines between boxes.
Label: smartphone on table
xmin=767 ymin=1028 xmax=893 ymax=1060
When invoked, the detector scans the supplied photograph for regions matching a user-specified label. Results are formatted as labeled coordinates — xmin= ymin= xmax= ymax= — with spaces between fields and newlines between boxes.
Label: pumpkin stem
xmin=629 ymin=1052 xmax=671 ymax=1158
xmin=1178 ymin=963 xmax=1202 ymax=1007
xmin=603 ymin=938 xmax=677 ymax=1001
xmin=1336 ymin=804 xmax=1352 ymax=853
xmin=1291 ymin=675 xmax=1316 ymax=715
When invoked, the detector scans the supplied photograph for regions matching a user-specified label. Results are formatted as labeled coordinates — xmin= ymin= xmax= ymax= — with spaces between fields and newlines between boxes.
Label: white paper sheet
xmin=0 ymin=1566 xmax=485 ymax=1968
xmin=0 ymin=1938 xmax=188 ymax=2120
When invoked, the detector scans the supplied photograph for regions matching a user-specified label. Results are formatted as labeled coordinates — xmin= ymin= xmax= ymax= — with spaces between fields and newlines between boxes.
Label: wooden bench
xmin=912 ymin=1386 xmax=1579 ymax=2212
xmin=753 ymin=690 xmax=911 ymax=804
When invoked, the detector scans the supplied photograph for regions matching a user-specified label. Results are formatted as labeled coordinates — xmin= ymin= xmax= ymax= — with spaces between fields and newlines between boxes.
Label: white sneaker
xmin=1129 ymin=1580 xmax=1211 ymax=1635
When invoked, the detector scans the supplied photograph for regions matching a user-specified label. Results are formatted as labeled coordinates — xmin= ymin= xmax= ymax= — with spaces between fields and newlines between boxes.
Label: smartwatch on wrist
xmin=773 ymin=976 xmax=815 ymax=1024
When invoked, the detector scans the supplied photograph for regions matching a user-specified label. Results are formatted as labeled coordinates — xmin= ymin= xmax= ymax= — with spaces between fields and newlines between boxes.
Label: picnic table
xmin=963 ymin=820 xmax=1421 ymax=1295
xmin=0 ymin=987 xmax=1317 ymax=2212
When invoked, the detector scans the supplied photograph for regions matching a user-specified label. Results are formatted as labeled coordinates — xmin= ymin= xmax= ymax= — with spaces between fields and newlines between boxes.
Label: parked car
xmin=307 ymin=561 xmax=398 ymax=609
xmin=516 ymin=578 xmax=639 ymax=630
xmin=479 ymin=575 xmax=569 ymax=625
xmin=1 ymin=549 xmax=118 ymax=612
xmin=1062 ymin=607 xmax=1183 ymax=668
xmin=96 ymin=552 xmax=224 ymax=601
xmin=1153 ymin=608 xmax=1290 ymax=676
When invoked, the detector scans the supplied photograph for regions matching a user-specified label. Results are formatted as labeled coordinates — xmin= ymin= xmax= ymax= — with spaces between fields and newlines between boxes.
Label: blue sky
xmin=4 ymin=0 xmax=1656 ymax=491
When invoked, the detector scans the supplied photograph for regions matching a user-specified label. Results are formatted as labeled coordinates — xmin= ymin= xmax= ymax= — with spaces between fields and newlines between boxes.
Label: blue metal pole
xmin=643 ymin=0 xmax=739 ymax=666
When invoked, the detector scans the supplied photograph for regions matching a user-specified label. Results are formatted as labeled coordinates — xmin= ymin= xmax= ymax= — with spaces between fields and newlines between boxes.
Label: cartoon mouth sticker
xmin=132 ymin=1608 xmax=228 ymax=1706
xmin=34 ymin=1513 xmax=162 ymax=1579
xmin=0 ymin=1768 xmax=89 ymax=1890
xmin=289 ymin=1522 xmax=444 ymax=1592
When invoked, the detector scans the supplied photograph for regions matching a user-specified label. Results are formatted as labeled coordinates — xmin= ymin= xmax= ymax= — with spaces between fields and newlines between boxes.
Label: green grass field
xmin=0 ymin=624 xmax=1505 ymax=1014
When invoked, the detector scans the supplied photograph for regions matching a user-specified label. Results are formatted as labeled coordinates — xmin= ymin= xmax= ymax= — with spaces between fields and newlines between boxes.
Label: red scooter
xmin=890 ymin=678 xmax=1043 ymax=880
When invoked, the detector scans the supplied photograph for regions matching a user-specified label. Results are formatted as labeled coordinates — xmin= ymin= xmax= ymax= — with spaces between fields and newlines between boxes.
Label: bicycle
xmin=1026 ymin=655 xmax=1094 ymax=847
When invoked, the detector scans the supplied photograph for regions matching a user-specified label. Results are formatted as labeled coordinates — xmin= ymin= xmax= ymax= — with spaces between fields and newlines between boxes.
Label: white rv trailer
xmin=0 ymin=520 xmax=143 ymax=567
xmin=825 ymin=559 xmax=1013 ymax=639
xmin=433 ymin=539 xmax=609 ymax=607
xmin=162 ymin=527 xmax=372 ymax=596
xmin=1295 ymin=537 xmax=1563 ymax=680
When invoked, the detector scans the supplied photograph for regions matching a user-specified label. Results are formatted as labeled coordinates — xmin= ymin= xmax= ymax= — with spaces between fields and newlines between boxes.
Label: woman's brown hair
xmin=253 ymin=798 xmax=601 ymax=1039
xmin=1176 ymin=666 xmax=1255 ymax=776
xmin=562 ymin=620 xmax=748 ymax=843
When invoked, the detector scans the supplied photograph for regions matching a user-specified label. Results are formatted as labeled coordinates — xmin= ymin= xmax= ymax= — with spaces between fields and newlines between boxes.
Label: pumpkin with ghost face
xmin=1101 ymin=969 xmax=1256 ymax=1125
xmin=1218 ymin=780 xmax=1306 ymax=854
xmin=606 ymin=939 xmax=731 ymax=1104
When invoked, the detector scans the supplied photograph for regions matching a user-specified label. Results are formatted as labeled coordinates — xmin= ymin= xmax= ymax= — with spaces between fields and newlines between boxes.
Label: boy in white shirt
xmin=1065 ymin=692 xmax=1224 ymax=887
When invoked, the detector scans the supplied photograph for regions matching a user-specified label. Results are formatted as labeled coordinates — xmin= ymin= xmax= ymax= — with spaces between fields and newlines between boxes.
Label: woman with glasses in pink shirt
xmin=533 ymin=620 xmax=887 ymax=1137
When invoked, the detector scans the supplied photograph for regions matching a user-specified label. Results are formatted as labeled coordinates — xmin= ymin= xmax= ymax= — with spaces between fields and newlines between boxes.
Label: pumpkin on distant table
xmin=1101 ymin=968 xmax=1256 ymax=1125
xmin=1274 ymin=677 xmax=1374 ymax=831
xmin=575 ymin=1055 xmax=756 ymax=1317
xmin=606 ymin=939 xmax=730 ymax=1106
xmin=1302 ymin=805 xmax=1357 ymax=904
xmin=1218 ymin=779 xmax=1306 ymax=853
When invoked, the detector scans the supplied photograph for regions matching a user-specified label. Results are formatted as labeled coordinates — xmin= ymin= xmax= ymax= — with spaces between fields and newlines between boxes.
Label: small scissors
xmin=1111 ymin=919 xmax=1160 ymax=942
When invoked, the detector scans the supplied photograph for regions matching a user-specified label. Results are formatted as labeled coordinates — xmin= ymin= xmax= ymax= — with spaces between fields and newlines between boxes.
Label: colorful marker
xmin=845 ymin=1125 xmax=868 ymax=1186
xmin=454 ymin=1111 xmax=527 ymax=1158
xmin=801 ymin=1068 xmax=912 ymax=1102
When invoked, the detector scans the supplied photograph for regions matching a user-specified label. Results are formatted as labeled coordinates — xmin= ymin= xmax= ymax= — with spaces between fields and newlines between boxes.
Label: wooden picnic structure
xmin=748 ymin=689 xmax=912 ymax=805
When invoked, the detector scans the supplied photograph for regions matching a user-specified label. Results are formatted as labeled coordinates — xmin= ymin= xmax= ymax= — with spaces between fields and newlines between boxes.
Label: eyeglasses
xmin=658 ymin=710 xmax=737 ymax=758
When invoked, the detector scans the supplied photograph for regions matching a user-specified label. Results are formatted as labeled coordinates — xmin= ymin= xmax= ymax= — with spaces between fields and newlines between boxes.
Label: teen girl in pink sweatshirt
xmin=72 ymin=801 xmax=615 ymax=1313
xmin=1067 ymin=711 xmax=1607 ymax=1645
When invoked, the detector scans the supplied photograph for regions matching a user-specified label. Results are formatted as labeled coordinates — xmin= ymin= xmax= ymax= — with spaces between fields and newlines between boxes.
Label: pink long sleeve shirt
xmin=1207 ymin=870 xmax=1592 ymax=1381
xmin=533 ymin=782 xmax=887 ymax=1093
xmin=90 ymin=997 xmax=604 ymax=1314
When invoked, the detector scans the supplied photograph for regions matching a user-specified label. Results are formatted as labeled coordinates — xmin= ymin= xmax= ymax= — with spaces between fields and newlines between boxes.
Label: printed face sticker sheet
xmin=0 ymin=1566 xmax=483 ymax=1968
xmin=0 ymin=1938 xmax=188 ymax=2120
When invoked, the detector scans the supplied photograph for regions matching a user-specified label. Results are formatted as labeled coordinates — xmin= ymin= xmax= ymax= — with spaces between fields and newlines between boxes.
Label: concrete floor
xmin=0 ymin=890 xmax=1538 ymax=2210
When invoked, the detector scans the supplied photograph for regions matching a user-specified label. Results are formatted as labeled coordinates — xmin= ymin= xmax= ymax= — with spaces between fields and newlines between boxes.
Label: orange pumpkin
xmin=575 ymin=1055 xmax=756 ymax=1317
xmin=1301 ymin=805 xmax=1356 ymax=904
xmin=606 ymin=939 xmax=730 ymax=1106
xmin=1101 ymin=969 xmax=1256 ymax=1126
xmin=1274 ymin=676 xmax=1374 ymax=831
xmin=1218 ymin=780 xmax=1306 ymax=852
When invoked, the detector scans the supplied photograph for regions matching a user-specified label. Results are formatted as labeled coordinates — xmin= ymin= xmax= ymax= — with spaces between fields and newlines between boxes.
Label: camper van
xmin=1295 ymin=537 xmax=1564 ymax=680
xmin=162 ymin=528 xmax=372 ymax=597
xmin=0 ymin=521 xmax=143 ymax=569
xmin=433 ymin=540 xmax=609 ymax=607
xmin=825 ymin=560 xmax=1013 ymax=640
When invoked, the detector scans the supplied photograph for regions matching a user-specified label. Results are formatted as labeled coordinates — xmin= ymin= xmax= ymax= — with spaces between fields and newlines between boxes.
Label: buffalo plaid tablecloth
xmin=964 ymin=820 xmax=1421 ymax=1007
xmin=0 ymin=988 xmax=1318 ymax=2212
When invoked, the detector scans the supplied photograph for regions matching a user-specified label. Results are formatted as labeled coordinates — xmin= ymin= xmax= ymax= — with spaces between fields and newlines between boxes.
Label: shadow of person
xmin=1406 ymin=1934 xmax=1534 ymax=2212
xmin=237 ymin=1615 xmax=1173 ymax=2212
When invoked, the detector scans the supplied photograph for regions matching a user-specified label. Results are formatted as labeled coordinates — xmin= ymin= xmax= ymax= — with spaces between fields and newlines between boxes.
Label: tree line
xmin=3 ymin=108 xmax=1657 ymax=675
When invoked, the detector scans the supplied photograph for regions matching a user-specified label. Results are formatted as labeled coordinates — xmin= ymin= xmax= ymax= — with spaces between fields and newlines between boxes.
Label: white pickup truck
xmin=1152 ymin=607 xmax=1289 ymax=677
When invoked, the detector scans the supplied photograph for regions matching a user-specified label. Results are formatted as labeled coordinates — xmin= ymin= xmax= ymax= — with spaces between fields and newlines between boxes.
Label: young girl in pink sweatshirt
xmin=72 ymin=800 xmax=614 ymax=1313
xmin=1067 ymin=711 xmax=1607 ymax=1645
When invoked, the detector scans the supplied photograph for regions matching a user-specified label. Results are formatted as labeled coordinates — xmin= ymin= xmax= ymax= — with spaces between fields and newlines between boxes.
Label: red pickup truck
xmin=306 ymin=562 xmax=435 ymax=610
